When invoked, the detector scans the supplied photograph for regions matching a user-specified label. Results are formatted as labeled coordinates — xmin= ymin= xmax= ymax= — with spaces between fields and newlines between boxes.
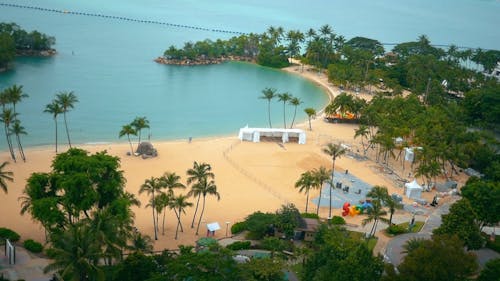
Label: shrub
xmin=0 ymin=227 xmax=20 ymax=242
xmin=301 ymin=213 xmax=319 ymax=219
xmin=226 ymin=240 xmax=251 ymax=251
xmin=23 ymin=239 xmax=43 ymax=253
xmin=231 ymin=221 xmax=247 ymax=234
xmin=386 ymin=224 xmax=408 ymax=235
xmin=484 ymin=233 xmax=500 ymax=253
xmin=330 ymin=216 xmax=346 ymax=225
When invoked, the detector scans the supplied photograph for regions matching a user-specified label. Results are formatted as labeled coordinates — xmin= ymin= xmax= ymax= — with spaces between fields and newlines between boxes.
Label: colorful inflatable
xmin=342 ymin=201 xmax=373 ymax=217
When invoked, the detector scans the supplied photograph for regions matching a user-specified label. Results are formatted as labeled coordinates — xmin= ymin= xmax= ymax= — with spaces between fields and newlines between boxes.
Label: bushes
xmin=301 ymin=213 xmax=319 ymax=219
xmin=330 ymin=216 xmax=346 ymax=225
xmin=386 ymin=224 xmax=408 ymax=235
xmin=231 ymin=221 xmax=247 ymax=235
xmin=226 ymin=241 xmax=251 ymax=251
xmin=0 ymin=227 xmax=20 ymax=242
xmin=23 ymin=239 xmax=43 ymax=253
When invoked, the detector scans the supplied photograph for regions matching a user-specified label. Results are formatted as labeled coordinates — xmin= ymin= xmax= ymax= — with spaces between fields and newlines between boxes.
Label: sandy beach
xmin=0 ymin=64 xmax=447 ymax=251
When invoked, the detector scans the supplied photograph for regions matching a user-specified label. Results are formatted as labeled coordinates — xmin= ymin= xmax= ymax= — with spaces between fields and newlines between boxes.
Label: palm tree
xmin=402 ymin=237 xmax=426 ymax=254
xmin=131 ymin=116 xmax=150 ymax=146
xmin=139 ymin=177 xmax=163 ymax=240
xmin=1 ymin=108 xmax=17 ymax=162
xmin=160 ymin=172 xmax=186 ymax=232
xmin=312 ymin=166 xmax=331 ymax=216
xmin=304 ymin=108 xmax=316 ymax=131
xmin=44 ymin=100 xmax=63 ymax=153
xmin=322 ymin=143 xmax=346 ymax=183
xmin=56 ymin=91 xmax=78 ymax=148
xmin=10 ymin=120 xmax=27 ymax=162
xmin=277 ymin=92 xmax=292 ymax=128
xmin=362 ymin=200 xmax=388 ymax=237
xmin=367 ymin=185 xmax=400 ymax=225
xmin=5 ymin=84 xmax=28 ymax=119
xmin=154 ymin=193 xmax=170 ymax=235
xmin=354 ymin=125 xmax=370 ymax=155
xmin=0 ymin=161 xmax=13 ymax=194
xmin=119 ymin=124 xmax=137 ymax=155
xmin=187 ymin=161 xmax=214 ymax=228
xmin=295 ymin=170 xmax=315 ymax=213
xmin=259 ymin=87 xmax=276 ymax=128
xmin=193 ymin=179 xmax=220 ymax=235
xmin=130 ymin=231 xmax=154 ymax=253
xmin=289 ymin=97 xmax=303 ymax=128
xmin=171 ymin=194 xmax=193 ymax=240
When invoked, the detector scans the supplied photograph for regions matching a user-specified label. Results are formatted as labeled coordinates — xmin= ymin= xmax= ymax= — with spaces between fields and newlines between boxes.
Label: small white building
xmin=238 ymin=127 xmax=306 ymax=144
xmin=405 ymin=179 xmax=423 ymax=200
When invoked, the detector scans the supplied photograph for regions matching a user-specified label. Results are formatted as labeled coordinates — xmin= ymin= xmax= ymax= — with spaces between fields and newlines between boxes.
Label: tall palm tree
xmin=366 ymin=185 xmax=400 ymax=225
xmin=1 ymin=108 xmax=17 ymax=162
xmin=131 ymin=116 xmax=150 ymax=146
xmin=130 ymin=231 xmax=154 ymax=253
xmin=160 ymin=172 xmax=186 ymax=232
xmin=56 ymin=91 xmax=78 ymax=148
xmin=304 ymin=108 xmax=316 ymax=131
xmin=362 ymin=200 xmax=388 ymax=237
xmin=0 ymin=161 xmax=13 ymax=194
xmin=5 ymin=84 xmax=28 ymax=119
xmin=44 ymin=100 xmax=63 ymax=153
xmin=277 ymin=92 xmax=292 ymax=128
xmin=154 ymin=193 xmax=171 ymax=235
xmin=295 ymin=170 xmax=315 ymax=213
xmin=139 ymin=177 xmax=163 ymax=240
xmin=10 ymin=120 xmax=27 ymax=162
xmin=259 ymin=87 xmax=276 ymax=128
xmin=289 ymin=97 xmax=303 ymax=128
xmin=354 ymin=125 xmax=370 ymax=155
xmin=312 ymin=166 xmax=331 ymax=216
xmin=187 ymin=161 xmax=214 ymax=228
xmin=193 ymin=179 xmax=220 ymax=235
xmin=171 ymin=194 xmax=193 ymax=240
xmin=322 ymin=143 xmax=346 ymax=183
xmin=119 ymin=124 xmax=137 ymax=155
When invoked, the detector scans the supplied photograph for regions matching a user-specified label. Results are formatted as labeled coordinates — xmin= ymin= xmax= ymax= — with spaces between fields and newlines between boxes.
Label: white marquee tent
xmin=238 ymin=127 xmax=306 ymax=144
xmin=405 ymin=179 xmax=423 ymax=199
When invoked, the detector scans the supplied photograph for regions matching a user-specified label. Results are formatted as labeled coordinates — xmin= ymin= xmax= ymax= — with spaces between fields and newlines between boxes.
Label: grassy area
xmin=398 ymin=221 xmax=425 ymax=233
xmin=348 ymin=231 xmax=378 ymax=252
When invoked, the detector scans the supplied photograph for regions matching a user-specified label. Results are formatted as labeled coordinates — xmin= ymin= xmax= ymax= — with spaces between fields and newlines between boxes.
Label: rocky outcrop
xmin=154 ymin=55 xmax=256 ymax=66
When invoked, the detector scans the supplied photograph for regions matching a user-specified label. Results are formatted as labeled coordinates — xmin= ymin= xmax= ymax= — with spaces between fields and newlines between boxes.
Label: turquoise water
xmin=0 ymin=0 xmax=499 ymax=148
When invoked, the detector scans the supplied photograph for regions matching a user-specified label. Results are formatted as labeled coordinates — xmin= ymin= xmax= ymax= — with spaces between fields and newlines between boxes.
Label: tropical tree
xmin=160 ymin=171 xmax=186 ymax=233
xmin=119 ymin=124 xmax=137 ymax=155
xmin=295 ymin=170 xmax=315 ymax=213
xmin=131 ymin=116 xmax=150 ymax=146
xmin=193 ymin=179 xmax=220 ymax=235
xmin=322 ymin=143 xmax=346 ymax=183
xmin=362 ymin=200 xmax=388 ymax=237
xmin=312 ymin=166 xmax=331 ymax=216
xmin=4 ymin=84 xmax=28 ymax=118
xmin=55 ymin=91 xmax=78 ymax=148
xmin=0 ymin=108 xmax=17 ymax=162
xmin=130 ymin=231 xmax=154 ymax=253
xmin=44 ymin=100 xmax=63 ymax=153
xmin=139 ymin=177 xmax=163 ymax=240
xmin=187 ymin=161 xmax=215 ymax=228
xmin=277 ymin=92 xmax=292 ymax=128
xmin=289 ymin=96 xmax=303 ymax=128
xmin=259 ymin=87 xmax=276 ymax=128
xmin=0 ymin=161 xmax=13 ymax=194
xmin=354 ymin=124 xmax=370 ymax=155
xmin=10 ymin=120 xmax=26 ymax=161
xmin=172 ymin=194 xmax=193 ymax=240
xmin=304 ymin=107 xmax=316 ymax=131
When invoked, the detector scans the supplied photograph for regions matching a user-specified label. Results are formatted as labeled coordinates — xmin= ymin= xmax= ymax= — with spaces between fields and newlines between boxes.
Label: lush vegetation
xmin=23 ymin=238 xmax=44 ymax=253
xmin=0 ymin=22 xmax=55 ymax=69
xmin=0 ymin=227 xmax=20 ymax=242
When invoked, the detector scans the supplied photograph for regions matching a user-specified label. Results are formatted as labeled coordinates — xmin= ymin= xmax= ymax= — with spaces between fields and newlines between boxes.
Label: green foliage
xmin=0 ymin=22 xmax=55 ymax=54
xmin=478 ymin=258 xmax=500 ymax=281
xmin=0 ymin=227 xmax=20 ymax=242
xmin=485 ymin=233 xmax=500 ymax=253
xmin=433 ymin=198 xmax=484 ymax=250
xmin=301 ymin=213 xmax=319 ymax=219
xmin=330 ymin=216 xmax=346 ymax=225
xmin=0 ymin=32 xmax=15 ymax=68
xmin=397 ymin=221 xmax=424 ymax=233
xmin=226 ymin=241 xmax=251 ymax=251
xmin=260 ymin=237 xmax=289 ymax=254
xmin=238 ymin=258 xmax=285 ymax=281
xmin=113 ymin=252 xmax=158 ymax=281
xmin=461 ymin=177 xmax=500 ymax=229
xmin=230 ymin=221 xmax=247 ymax=234
xmin=386 ymin=224 xmax=408 ymax=235
xmin=274 ymin=203 xmax=301 ymax=238
xmin=244 ymin=211 xmax=276 ymax=240
xmin=391 ymin=235 xmax=478 ymax=281
xmin=462 ymin=81 xmax=500 ymax=130
xmin=23 ymin=239 xmax=43 ymax=253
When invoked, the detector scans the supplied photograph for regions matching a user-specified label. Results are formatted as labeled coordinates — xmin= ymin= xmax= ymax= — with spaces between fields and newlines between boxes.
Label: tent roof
xmin=405 ymin=179 xmax=422 ymax=190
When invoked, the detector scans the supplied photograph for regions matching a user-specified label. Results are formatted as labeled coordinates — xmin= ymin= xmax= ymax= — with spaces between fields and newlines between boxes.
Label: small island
xmin=0 ymin=22 xmax=56 ymax=72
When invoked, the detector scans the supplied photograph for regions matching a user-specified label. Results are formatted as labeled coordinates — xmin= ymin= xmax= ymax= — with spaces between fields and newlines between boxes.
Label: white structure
xmin=484 ymin=62 xmax=500 ymax=81
xmin=405 ymin=179 xmax=423 ymax=199
xmin=238 ymin=127 xmax=306 ymax=144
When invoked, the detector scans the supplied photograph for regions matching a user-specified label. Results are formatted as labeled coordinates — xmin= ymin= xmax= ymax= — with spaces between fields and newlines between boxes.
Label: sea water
xmin=0 ymin=0 xmax=499 ymax=148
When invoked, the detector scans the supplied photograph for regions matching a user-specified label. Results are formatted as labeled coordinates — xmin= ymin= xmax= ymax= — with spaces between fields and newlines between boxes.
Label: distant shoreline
xmin=154 ymin=55 xmax=255 ymax=66
xmin=0 ymin=49 xmax=57 ymax=72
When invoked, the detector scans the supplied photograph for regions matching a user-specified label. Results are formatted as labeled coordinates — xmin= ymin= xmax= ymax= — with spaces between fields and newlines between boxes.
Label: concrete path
xmin=0 ymin=246 xmax=52 ymax=281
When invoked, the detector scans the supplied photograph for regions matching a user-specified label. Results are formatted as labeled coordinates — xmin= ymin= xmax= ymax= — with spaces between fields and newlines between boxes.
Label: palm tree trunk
xmin=175 ymin=208 xmax=181 ymax=240
xmin=290 ymin=107 xmax=297 ymax=129
xmin=16 ymin=134 xmax=26 ymax=162
xmin=162 ymin=207 xmax=166 ymax=235
xmin=127 ymin=134 xmax=134 ymax=155
xmin=152 ymin=192 xmax=158 ymax=240
xmin=63 ymin=112 xmax=72 ymax=148
xmin=389 ymin=211 xmax=394 ymax=226
xmin=305 ymin=191 xmax=309 ymax=213
xmin=267 ymin=101 xmax=272 ymax=128
xmin=195 ymin=196 xmax=206 ymax=235
xmin=191 ymin=195 xmax=201 ymax=228
xmin=316 ymin=189 xmax=322 ymax=216
xmin=328 ymin=185 xmax=332 ymax=219
xmin=54 ymin=118 xmax=58 ymax=153
xmin=283 ymin=102 xmax=287 ymax=128
xmin=4 ymin=125 xmax=15 ymax=162
xmin=173 ymin=208 xmax=184 ymax=232
xmin=308 ymin=117 xmax=312 ymax=131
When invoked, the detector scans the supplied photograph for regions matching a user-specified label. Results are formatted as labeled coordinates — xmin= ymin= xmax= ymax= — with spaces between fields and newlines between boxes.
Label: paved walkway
xmin=0 ymin=246 xmax=52 ymax=281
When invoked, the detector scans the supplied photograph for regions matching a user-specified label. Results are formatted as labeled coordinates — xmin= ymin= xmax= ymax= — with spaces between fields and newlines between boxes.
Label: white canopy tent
xmin=238 ymin=127 xmax=306 ymax=144
xmin=405 ymin=179 xmax=423 ymax=199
